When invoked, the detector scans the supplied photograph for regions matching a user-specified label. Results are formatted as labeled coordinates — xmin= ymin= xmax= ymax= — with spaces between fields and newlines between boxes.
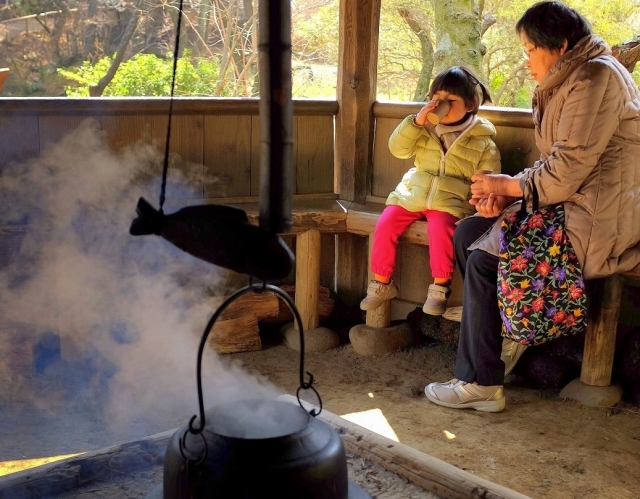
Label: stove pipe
xmin=258 ymin=0 xmax=293 ymax=235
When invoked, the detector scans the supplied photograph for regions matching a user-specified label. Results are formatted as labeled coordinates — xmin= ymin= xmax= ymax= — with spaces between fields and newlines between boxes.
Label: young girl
xmin=360 ymin=66 xmax=501 ymax=315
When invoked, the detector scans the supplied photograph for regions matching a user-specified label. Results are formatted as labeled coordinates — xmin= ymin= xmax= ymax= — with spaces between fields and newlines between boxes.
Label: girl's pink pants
xmin=371 ymin=205 xmax=458 ymax=280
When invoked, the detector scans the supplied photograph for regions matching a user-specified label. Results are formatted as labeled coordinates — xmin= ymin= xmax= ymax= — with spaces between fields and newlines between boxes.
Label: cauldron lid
xmin=205 ymin=399 xmax=309 ymax=439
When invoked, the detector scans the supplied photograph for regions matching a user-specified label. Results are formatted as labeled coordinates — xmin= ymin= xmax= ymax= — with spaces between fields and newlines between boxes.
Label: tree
xmin=429 ymin=0 xmax=485 ymax=76
xmin=3 ymin=0 xmax=640 ymax=101
xmin=88 ymin=3 xmax=140 ymax=97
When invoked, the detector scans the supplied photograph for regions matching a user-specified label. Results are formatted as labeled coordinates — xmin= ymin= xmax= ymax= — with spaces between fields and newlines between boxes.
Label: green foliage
xmin=377 ymin=0 xmax=429 ymax=102
xmin=291 ymin=0 xmax=340 ymax=98
xmin=58 ymin=51 xmax=226 ymax=97
xmin=292 ymin=1 xmax=340 ymax=64
xmin=8 ymin=0 xmax=640 ymax=105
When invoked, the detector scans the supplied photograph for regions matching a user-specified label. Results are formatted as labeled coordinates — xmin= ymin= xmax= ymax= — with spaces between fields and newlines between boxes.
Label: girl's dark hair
xmin=428 ymin=66 xmax=491 ymax=114
xmin=516 ymin=1 xmax=591 ymax=52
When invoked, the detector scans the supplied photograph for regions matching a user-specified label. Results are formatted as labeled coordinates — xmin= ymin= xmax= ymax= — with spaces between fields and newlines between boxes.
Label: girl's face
xmin=431 ymin=90 xmax=471 ymax=124
xmin=521 ymin=33 xmax=567 ymax=83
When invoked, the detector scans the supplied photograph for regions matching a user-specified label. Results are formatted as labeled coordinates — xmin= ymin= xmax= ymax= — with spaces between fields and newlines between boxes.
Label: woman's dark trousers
xmin=452 ymin=216 xmax=506 ymax=386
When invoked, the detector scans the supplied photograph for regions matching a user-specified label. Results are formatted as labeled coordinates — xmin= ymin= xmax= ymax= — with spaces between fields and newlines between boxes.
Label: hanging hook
xmin=187 ymin=282 xmax=322 ymax=439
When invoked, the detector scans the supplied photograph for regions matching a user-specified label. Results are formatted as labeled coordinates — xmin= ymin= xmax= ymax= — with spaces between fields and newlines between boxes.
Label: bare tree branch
xmin=397 ymin=7 xmax=433 ymax=101
xmin=612 ymin=36 xmax=640 ymax=73
xmin=89 ymin=5 xmax=140 ymax=96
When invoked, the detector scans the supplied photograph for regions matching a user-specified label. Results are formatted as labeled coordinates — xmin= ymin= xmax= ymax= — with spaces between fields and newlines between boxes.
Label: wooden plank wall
xmin=0 ymin=97 xmax=338 ymax=293
xmin=0 ymin=98 xmax=337 ymax=202
xmin=371 ymin=103 xmax=539 ymax=199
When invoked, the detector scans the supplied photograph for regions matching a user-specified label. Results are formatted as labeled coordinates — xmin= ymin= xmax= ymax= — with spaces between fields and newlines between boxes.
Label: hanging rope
xmin=158 ymin=0 xmax=185 ymax=214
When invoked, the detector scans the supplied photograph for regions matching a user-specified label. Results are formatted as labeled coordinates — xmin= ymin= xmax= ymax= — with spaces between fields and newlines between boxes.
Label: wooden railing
xmin=0 ymin=97 xmax=337 ymax=200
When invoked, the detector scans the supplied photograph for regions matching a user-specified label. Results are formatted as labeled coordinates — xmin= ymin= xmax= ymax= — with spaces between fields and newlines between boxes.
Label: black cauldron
xmin=162 ymin=399 xmax=349 ymax=498
xmin=143 ymin=285 xmax=370 ymax=499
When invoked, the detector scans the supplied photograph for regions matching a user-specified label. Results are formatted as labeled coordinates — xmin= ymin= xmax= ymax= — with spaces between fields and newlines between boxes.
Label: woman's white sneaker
xmin=424 ymin=378 xmax=505 ymax=412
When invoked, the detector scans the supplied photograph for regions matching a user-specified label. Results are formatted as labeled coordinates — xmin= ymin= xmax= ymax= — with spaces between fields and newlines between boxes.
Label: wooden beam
xmin=335 ymin=0 xmax=381 ymax=203
xmin=0 ymin=429 xmax=173 ymax=498
xmin=279 ymin=395 xmax=533 ymax=499
xmin=335 ymin=0 xmax=381 ymax=305
xmin=372 ymin=102 xmax=536 ymax=129
xmin=1 ymin=400 xmax=533 ymax=499
xmin=0 ymin=98 xmax=338 ymax=117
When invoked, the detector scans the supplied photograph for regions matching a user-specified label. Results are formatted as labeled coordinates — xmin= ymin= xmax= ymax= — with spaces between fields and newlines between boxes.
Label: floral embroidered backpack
xmin=497 ymin=187 xmax=588 ymax=345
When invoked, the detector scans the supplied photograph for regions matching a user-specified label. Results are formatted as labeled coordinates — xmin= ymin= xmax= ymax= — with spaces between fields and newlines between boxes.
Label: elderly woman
xmin=425 ymin=1 xmax=640 ymax=412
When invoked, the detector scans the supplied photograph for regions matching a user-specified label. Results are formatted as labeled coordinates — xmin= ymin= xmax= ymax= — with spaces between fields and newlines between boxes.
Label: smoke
xmin=0 ymin=119 xmax=282 ymax=453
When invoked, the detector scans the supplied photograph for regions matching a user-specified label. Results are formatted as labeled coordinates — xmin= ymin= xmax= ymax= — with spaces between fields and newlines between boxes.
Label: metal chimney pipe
xmin=258 ymin=0 xmax=293 ymax=234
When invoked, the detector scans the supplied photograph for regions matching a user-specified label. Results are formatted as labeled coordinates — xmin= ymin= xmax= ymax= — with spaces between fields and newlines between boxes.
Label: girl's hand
xmin=470 ymin=173 xmax=522 ymax=199
xmin=414 ymin=100 xmax=440 ymax=126
xmin=470 ymin=193 xmax=514 ymax=218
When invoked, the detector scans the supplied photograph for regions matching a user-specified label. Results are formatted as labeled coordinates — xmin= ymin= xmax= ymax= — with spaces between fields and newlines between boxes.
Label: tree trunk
xmin=50 ymin=0 xmax=71 ymax=60
xmin=82 ymin=0 xmax=98 ymax=59
xmin=167 ymin=0 xmax=189 ymax=57
xmin=214 ymin=0 xmax=240 ymax=96
xmin=492 ymin=60 xmax=526 ymax=104
xmin=89 ymin=8 xmax=140 ymax=97
xmin=233 ymin=0 xmax=258 ymax=96
xmin=429 ymin=0 xmax=484 ymax=77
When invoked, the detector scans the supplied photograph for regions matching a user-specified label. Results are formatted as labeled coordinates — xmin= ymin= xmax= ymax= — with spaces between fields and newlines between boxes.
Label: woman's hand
xmin=470 ymin=172 xmax=523 ymax=199
xmin=470 ymin=193 xmax=515 ymax=218
xmin=414 ymin=100 xmax=440 ymax=126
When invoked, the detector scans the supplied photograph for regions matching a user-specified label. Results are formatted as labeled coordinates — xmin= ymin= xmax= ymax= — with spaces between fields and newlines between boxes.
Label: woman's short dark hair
xmin=428 ymin=66 xmax=491 ymax=114
xmin=516 ymin=1 xmax=591 ymax=52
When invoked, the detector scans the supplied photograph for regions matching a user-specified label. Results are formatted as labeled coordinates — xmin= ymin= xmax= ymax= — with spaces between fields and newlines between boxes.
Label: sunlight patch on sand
xmin=340 ymin=408 xmax=399 ymax=442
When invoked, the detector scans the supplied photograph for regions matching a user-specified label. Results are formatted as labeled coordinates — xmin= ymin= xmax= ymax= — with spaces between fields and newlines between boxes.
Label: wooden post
xmin=580 ymin=276 xmax=623 ymax=386
xmin=294 ymin=229 xmax=321 ymax=331
xmin=335 ymin=0 xmax=380 ymax=203
xmin=365 ymin=232 xmax=391 ymax=328
xmin=335 ymin=0 xmax=381 ymax=305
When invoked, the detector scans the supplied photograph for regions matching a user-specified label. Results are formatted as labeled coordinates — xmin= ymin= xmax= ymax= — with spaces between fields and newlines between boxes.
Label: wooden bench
xmin=346 ymin=201 xmax=430 ymax=329
xmin=243 ymin=196 xmax=638 ymax=407
xmin=354 ymin=204 xmax=640 ymax=407
xmin=237 ymin=196 xmax=353 ymax=351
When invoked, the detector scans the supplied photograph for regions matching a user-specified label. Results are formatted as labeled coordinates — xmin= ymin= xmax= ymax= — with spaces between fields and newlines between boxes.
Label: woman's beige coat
xmin=474 ymin=35 xmax=640 ymax=279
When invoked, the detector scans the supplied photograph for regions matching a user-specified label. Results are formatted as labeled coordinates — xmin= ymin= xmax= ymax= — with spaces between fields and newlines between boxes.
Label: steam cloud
xmin=0 ymin=119 xmax=282 ymax=458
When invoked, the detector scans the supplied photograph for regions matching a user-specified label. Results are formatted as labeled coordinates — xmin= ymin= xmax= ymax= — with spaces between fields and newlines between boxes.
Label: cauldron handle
xmin=187 ymin=282 xmax=321 ymax=437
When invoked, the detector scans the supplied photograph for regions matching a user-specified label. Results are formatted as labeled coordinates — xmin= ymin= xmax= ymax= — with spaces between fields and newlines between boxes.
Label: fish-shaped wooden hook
xmin=129 ymin=197 xmax=293 ymax=282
